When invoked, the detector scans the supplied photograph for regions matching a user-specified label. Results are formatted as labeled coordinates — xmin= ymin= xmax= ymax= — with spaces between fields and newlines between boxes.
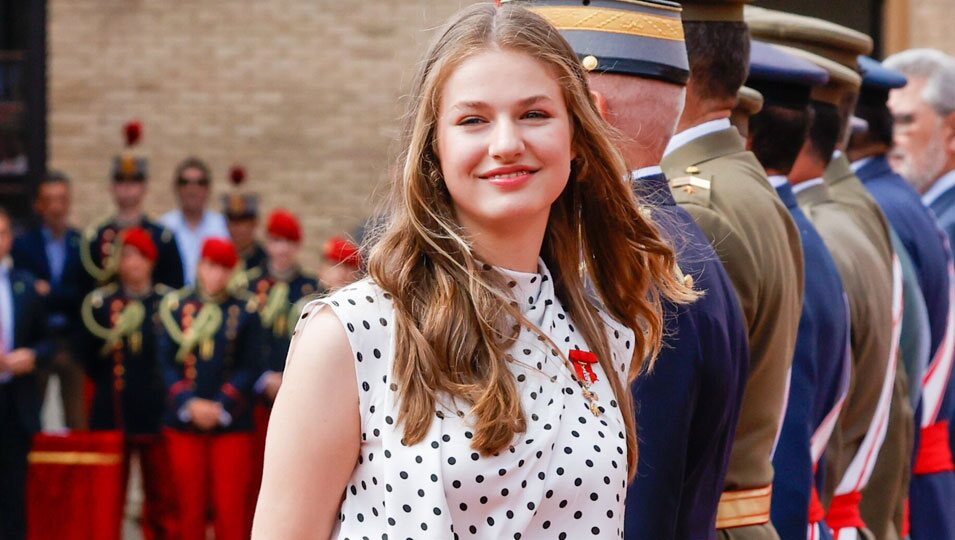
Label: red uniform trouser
xmin=124 ymin=435 xmax=178 ymax=540
xmin=164 ymin=429 xmax=253 ymax=540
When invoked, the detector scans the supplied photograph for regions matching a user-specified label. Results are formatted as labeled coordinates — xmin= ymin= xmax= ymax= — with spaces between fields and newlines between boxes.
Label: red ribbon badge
xmin=569 ymin=350 xmax=599 ymax=383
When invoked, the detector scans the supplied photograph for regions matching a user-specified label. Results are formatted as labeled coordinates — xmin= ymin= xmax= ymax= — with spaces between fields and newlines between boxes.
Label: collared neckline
xmin=792 ymin=177 xmax=824 ymax=195
xmin=923 ymin=169 xmax=955 ymax=207
xmin=663 ymin=118 xmax=731 ymax=158
xmin=767 ymin=175 xmax=789 ymax=189
xmin=850 ymin=156 xmax=875 ymax=174
xmin=630 ymin=166 xmax=663 ymax=180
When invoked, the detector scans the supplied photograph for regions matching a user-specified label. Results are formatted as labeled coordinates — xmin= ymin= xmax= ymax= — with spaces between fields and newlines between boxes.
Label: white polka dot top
xmin=291 ymin=260 xmax=636 ymax=539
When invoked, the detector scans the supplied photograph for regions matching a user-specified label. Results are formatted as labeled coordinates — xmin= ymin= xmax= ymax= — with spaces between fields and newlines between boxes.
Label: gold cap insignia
xmin=582 ymin=55 xmax=599 ymax=71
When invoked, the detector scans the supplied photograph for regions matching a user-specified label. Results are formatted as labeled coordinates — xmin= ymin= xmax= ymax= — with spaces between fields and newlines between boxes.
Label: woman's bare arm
xmin=252 ymin=306 xmax=361 ymax=539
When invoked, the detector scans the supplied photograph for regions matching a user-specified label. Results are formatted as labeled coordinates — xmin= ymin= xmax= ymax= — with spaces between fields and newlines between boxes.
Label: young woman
xmin=253 ymin=4 xmax=695 ymax=538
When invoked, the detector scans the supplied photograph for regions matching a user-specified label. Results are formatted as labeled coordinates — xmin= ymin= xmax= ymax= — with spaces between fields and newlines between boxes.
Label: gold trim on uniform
xmin=529 ymin=6 xmax=684 ymax=42
xmin=715 ymin=485 xmax=773 ymax=528
xmin=28 ymin=451 xmax=123 ymax=466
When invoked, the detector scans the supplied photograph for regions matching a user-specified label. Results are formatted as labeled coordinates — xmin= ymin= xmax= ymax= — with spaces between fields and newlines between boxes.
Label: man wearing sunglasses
xmin=81 ymin=135 xmax=184 ymax=292
xmin=160 ymin=157 xmax=230 ymax=286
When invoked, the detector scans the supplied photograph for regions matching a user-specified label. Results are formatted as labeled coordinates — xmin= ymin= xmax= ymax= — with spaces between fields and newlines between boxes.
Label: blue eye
xmin=458 ymin=116 xmax=485 ymax=126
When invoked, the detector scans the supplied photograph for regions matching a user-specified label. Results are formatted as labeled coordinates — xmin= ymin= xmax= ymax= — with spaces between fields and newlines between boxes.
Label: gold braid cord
xmin=288 ymin=296 xmax=312 ymax=338
xmin=159 ymin=291 xmax=224 ymax=363
xmin=79 ymin=226 xmax=118 ymax=284
xmin=260 ymin=282 xmax=290 ymax=329
xmin=81 ymin=288 xmax=145 ymax=355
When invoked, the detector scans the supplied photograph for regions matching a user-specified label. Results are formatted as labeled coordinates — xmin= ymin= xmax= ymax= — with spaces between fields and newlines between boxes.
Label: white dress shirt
xmin=0 ymin=260 xmax=15 ymax=383
xmin=663 ymin=118 xmax=732 ymax=158
xmin=159 ymin=209 xmax=230 ymax=285
xmin=922 ymin=170 xmax=955 ymax=207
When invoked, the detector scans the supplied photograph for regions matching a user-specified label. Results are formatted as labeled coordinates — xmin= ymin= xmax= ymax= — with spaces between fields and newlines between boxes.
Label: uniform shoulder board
xmin=669 ymin=169 xmax=714 ymax=207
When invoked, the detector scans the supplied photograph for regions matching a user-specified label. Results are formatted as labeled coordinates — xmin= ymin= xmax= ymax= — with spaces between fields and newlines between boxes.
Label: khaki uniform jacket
xmin=662 ymin=126 xmax=803 ymax=540
xmin=825 ymin=155 xmax=914 ymax=540
xmin=796 ymin=180 xmax=894 ymax=540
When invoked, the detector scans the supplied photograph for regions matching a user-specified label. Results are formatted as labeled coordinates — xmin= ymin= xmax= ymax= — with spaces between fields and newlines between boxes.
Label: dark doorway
xmin=757 ymin=0 xmax=886 ymax=58
xmin=0 ymin=0 xmax=46 ymax=225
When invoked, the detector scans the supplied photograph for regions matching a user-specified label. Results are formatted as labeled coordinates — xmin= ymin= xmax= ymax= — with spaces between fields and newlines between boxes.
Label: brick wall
xmin=46 ymin=0 xmax=955 ymax=272
xmin=48 ymin=0 xmax=477 ymax=270
xmin=907 ymin=0 xmax=955 ymax=53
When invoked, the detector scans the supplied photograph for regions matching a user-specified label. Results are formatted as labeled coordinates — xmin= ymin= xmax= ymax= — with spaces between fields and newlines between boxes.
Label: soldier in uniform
xmin=747 ymin=11 xmax=900 ymax=538
xmin=223 ymin=166 xmax=267 ymax=273
xmin=78 ymin=227 xmax=176 ymax=540
xmin=248 ymin=210 xmax=321 ymax=405
xmin=747 ymin=11 xmax=914 ymax=539
xmin=158 ymin=238 xmax=262 ymax=540
xmin=518 ymin=1 xmax=750 ymax=536
xmin=245 ymin=210 xmax=321 ymax=532
xmin=744 ymin=41 xmax=853 ymax=540
xmin=657 ymin=1 xmax=805 ymax=536
xmin=81 ymin=121 xmax=184 ymax=291
xmin=851 ymin=56 xmax=955 ymax=540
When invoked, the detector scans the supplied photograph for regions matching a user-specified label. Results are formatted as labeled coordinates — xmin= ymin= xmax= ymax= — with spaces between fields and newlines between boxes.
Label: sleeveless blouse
xmin=290 ymin=261 xmax=636 ymax=539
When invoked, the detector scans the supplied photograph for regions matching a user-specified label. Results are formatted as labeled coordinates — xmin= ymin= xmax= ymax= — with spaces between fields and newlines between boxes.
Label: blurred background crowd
xmin=0 ymin=0 xmax=954 ymax=539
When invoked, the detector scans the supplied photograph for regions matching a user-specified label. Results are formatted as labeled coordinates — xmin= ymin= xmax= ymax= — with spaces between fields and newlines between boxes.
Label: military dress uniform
xmin=79 ymin=280 xmax=176 ymax=540
xmin=82 ymin=218 xmax=184 ymax=291
xmin=629 ymin=169 xmax=749 ymax=539
xmin=513 ymin=2 xmax=752 ymax=536
xmin=853 ymin=57 xmax=955 ymax=540
xmin=158 ymin=239 xmax=263 ymax=540
xmin=223 ymin=165 xmax=267 ymax=273
xmin=747 ymin=10 xmax=912 ymax=540
xmin=81 ymin=125 xmax=185 ymax=291
xmin=744 ymin=41 xmax=853 ymax=540
xmin=659 ymin=3 xmax=805 ymax=529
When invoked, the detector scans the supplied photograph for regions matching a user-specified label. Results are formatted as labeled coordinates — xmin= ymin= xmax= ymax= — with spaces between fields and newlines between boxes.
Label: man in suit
xmin=744 ymin=41 xmax=853 ymax=540
xmin=12 ymin=171 xmax=87 ymax=430
xmin=0 ymin=207 xmax=52 ymax=540
xmin=82 ymin=121 xmax=184 ymax=291
xmin=660 ymin=2 xmax=805 ymax=536
xmin=517 ymin=1 xmax=750 ymax=536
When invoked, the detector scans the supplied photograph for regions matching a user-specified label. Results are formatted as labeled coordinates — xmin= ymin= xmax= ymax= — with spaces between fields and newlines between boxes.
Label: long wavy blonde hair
xmin=367 ymin=3 xmax=695 ymax=480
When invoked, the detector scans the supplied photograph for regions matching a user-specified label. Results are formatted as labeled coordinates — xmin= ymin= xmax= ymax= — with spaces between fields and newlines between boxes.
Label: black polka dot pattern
xmin=291 ymin=261 xmax=635 ymax=538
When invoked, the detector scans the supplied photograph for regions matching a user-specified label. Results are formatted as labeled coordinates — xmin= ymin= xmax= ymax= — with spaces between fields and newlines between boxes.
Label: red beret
xmin=200 ymin=238 xmax=239 ymax=269
xmin=119 ymin=227 xmax=157 ymax=262
xmin=323 ymin=236 xmax=361 ymax=267
xmin=266 ymin=209 xmax=302 ymax=243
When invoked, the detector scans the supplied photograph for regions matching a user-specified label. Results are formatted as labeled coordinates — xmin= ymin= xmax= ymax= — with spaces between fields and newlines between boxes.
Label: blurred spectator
xmin=83 ymin=121 xmax=185 ymax=291
xmin=222 ymin=166 xmax=265 ymax=272
xmin=0 ymin=207 xmax=52 ymax=540
xmin=159 ymin=238 xmax=259 ymax=540
xmin=160 ymin=157 xmax=229 ymax=286
xmin=77 ymin=228 xmax=176 ymax=539
xmin=885 ymin=49 xmax=955 ymax=198
xmin=12 ymin=171 xmax=87 ymax=430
